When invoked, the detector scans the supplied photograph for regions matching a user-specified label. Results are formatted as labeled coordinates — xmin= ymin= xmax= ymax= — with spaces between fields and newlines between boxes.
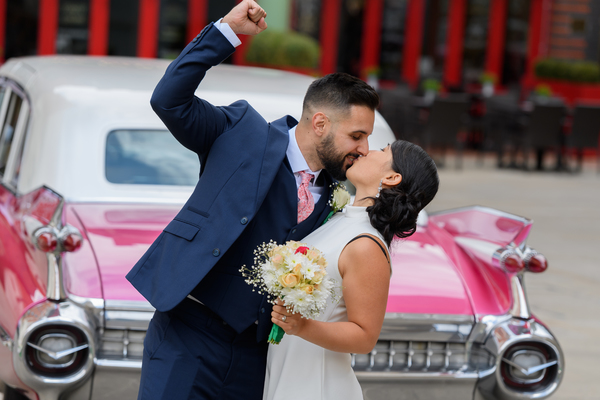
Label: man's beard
xmin=316 ymin=133 xmax=357 ymax=181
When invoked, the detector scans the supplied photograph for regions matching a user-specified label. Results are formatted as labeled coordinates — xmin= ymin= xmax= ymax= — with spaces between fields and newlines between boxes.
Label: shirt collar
xmin=286 ymin=125 xmax=322 ymax=181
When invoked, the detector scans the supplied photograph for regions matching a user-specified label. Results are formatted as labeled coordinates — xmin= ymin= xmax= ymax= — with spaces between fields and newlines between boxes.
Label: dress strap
xmin=347 ymin=234 xmax=390 ymax=264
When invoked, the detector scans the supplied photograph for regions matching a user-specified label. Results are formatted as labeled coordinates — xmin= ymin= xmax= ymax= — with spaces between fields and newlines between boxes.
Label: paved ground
xmin=1 ymin=154 xmax=598 ymax=400
xmin=425 ymin=153 xmax=600 ymax=399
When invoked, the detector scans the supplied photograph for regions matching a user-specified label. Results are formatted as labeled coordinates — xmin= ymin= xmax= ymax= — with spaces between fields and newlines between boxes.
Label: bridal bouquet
xmin=240 ymin=240 xmax=338 ymax=344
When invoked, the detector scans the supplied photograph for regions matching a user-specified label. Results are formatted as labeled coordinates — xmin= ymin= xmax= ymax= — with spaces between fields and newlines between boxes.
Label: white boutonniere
xmin=323 ymin=183 xmax=351 ymax=224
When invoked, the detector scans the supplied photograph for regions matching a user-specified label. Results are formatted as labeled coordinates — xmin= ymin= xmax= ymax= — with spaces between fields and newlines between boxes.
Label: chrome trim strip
xmin=68 ymin=294 xmax=104 ymax=310
xmin=380 ymin=313 xmax=474 ymax=342
xmin=95 ymin=359 xmax=142 ymax=370
xmin=104 ymin=300 xmax=155 ymax=313
xmin=105 ymin=311 xmax=154 ymax=330
xmin=355 ymin=371 xmax=479 ymax=381
xmin=47 ymin=253 xmax=67 ymax=301
xmin=384 ymin=313 xmax=475 ymax=324
xmin=509 ymin=274 xmax=530 ymax=319
xmin=0 ymin=324 xmax=13 ymax=350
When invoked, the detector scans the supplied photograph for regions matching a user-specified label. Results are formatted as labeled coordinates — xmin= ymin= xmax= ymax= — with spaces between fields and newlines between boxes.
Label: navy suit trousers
xmin=138 ymin=298 xmax=268 ymax=400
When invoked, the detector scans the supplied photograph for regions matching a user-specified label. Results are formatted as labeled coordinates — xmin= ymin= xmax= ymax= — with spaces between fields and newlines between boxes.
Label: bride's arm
xmin=271 ymin=236 xmax=390 ymax=354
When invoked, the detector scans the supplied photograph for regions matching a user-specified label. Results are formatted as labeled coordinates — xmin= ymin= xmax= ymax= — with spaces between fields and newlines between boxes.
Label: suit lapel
xmin=255 ymin=116 xmax=297 ymax=211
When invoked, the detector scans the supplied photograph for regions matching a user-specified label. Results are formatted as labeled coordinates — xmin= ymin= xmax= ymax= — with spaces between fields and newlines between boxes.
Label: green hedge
xmin=535 ymin=59 xmax=600 ymax=83
xmin=245 ymin=30 xmax=320 ymax=70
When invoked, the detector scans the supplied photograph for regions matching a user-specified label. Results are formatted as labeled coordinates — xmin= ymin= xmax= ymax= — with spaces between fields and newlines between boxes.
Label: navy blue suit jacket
xmin=127 ymin=23 xmax=333 ymax=319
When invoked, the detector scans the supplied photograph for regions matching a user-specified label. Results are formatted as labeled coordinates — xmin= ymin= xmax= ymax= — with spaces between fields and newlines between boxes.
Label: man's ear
xmin=383 ymin=173 xmax=402 ymax=187
xmin=312 ymin=112 xmax=327 ymax=137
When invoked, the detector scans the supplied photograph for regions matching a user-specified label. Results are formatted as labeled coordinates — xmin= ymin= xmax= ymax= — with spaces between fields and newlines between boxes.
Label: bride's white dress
xmin=263 ymin=206 xmax=385 ymax=400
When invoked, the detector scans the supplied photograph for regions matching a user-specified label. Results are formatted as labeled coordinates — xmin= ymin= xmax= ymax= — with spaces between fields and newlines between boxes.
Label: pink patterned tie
xmin=297 ymin=171 xmax=315 ymax=223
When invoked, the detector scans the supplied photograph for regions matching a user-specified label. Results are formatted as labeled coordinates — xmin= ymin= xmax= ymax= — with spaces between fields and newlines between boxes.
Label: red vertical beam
xmin=137 ymin=0 xmax=160 ymax=58
xmin=320 ymin=0 xmax=342 ymax=75
xmin=38 ymin=0 xmax=60 ymax=55
xmin=443 ymin=0 xmax=467 ymax=88
xmin=187 ymin=0 xmax=208 ymax=43
xmin=485 ymin=0 xmax=507 ymax=84
xmin=0 ymin=0 xmax=6 ymax=62
xmin=88 ymin=0 xmax=110 ymax=55
xmin=524 ymin=0 xmax=549 ymax=86
xmin=402 ymin=0 xmax=425 ymax=88
xmin=360 ymin=0 xmax=384 ymax=79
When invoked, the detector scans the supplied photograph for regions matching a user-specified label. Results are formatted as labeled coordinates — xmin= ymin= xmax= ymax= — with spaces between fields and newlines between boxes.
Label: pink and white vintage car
xmin=0 ymin=56 xmax=563 ymax=400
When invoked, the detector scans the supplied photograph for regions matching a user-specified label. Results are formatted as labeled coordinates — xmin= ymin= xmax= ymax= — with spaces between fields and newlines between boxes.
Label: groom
xmin=126 ymin=1 xmax=379 ymax=399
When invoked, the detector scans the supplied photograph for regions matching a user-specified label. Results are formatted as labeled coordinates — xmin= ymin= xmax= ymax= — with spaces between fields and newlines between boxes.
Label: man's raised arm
xmin=149 ymin=0 xmax=267 ymax=155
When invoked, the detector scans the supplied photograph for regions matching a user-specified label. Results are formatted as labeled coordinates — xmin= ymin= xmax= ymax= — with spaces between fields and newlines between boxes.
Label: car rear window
xmin=105 ymin=129 xmax=200 ymax=186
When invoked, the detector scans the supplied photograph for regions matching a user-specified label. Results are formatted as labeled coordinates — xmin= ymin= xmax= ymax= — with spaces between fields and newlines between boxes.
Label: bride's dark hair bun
xmin=367 ymin=140 xmax=439 ymax=246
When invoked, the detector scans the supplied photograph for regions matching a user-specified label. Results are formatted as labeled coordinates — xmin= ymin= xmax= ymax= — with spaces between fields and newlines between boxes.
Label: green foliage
xmin=534 ymin=58 xmax=600 ymax=83
xmin=480 ymin=72 xmax=497 ymax=84
xmin=533 ymin=83 xmax=552 ymax=98
xmin=245 ymin=30 xmax=320 ymax=69
xmin=422 ymin=78 xmax=442 ymax=92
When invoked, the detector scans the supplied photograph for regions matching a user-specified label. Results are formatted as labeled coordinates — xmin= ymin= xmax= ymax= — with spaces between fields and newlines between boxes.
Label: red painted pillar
xmin=360 ymin=0 xmax=384 ymax=79
xmin=320 ymin=0 xmax=342 ymax=75
xmin=485 ymin=0 xmax=507 ymax=85
xmin=524 ymin=0 xmax=546 ymax=87
xmin=38 ymin=0 xmax=59 ymax=55
xmin=443 ymin=0 xmax=467 ymax=89
xmin=0 ymin=0 xmax=6 ymax=62
xmin=88 ymin=0 xmax=110 ymax=55
xmin=187 ymin=0 xmax=208 ymax=43
xmin=137 ymin=0 xmax=160 ymax=58
xmin=402 ymin=0 xmax=425 ymax=88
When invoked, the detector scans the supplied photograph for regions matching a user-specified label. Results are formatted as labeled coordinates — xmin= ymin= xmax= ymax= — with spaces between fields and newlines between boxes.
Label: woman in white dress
xmin=263 ymin=140 xmax=439 ymax=400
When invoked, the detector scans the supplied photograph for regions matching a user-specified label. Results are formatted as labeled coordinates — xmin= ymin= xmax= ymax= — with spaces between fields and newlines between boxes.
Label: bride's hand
xmin=271 ymin=299 xmax=306 ymax=336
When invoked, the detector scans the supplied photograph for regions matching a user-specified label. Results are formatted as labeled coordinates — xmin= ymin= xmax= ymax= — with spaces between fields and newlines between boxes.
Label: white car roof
xmin=1 ymin=56 xmax=396 ymax=203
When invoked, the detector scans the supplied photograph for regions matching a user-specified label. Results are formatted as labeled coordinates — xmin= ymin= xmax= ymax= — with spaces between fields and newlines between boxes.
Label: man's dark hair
xmin=302 ymin=73 xmax=379 ymax=115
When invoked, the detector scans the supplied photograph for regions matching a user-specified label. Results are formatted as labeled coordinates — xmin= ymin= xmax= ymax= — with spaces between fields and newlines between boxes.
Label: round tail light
xmin=34 ymin=230 xmax=58 ymax=252
xmin=525 ymin=253 xmax=548 ymax=273
xmin=501 ymin=252 xmax=524 ymax=273
xmin=61 ymin=232 xmax=83 ymax=252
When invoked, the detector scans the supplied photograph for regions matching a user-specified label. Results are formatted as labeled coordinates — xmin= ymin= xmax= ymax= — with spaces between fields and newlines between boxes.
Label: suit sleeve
xmin=150 ymin=22 xmax=245 ymax=156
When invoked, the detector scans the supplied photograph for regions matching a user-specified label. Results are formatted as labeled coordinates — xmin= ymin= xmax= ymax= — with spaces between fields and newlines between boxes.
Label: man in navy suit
xmin=126 ymin=1 xmax=379 ymax=398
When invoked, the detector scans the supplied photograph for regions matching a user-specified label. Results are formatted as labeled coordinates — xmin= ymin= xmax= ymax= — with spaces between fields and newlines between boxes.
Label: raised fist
xmin=222 ymin=0 xmax=267 ymax=36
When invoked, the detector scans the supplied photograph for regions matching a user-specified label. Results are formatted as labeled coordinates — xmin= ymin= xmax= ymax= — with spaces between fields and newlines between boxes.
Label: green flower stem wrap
xmin=268 ymin=324 xmax=285 ymax=345
xmin=322 ymin=211 xmax=335 ymax=225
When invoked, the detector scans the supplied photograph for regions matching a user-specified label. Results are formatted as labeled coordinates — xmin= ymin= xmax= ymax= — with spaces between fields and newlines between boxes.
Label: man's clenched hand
xmin=222 ymin=0 xmax=267 ymax=36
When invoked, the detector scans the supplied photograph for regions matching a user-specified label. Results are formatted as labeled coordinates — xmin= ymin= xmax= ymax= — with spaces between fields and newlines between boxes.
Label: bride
xmin=263 ymin=139 xmax=439 ymax=400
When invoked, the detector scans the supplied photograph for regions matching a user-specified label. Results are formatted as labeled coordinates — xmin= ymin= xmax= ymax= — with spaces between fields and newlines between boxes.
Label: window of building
xmin=57 ymin=0 xmax=90 ymax=54
xmin=5 ymin=0 xmax=39 ymax=60
xmin=291 ymin=0 xmax=322 ymax=41
xmin=338 ymin=0 xmax=365 ymax=76
xmin=158 ymin=0 xmax=188 ymax=59
xmin=501 ymin=0 xmax=530 ymax=86
xmin=463 ymin=0 xmax=490 ymax=83
xmin=105 ymin=130 xmax=200 ymax=186
xmin=421 ymin=0 xmax=449 ymax=81
xmin=109 ymin=0 xmax=139 ymax=56
xmin=379 ymin=0 xmax=408 ymax=83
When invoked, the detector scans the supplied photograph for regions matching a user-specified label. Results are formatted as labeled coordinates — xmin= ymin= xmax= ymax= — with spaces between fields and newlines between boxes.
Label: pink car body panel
xmin=65 ymin=203 xmax=181 ymax=301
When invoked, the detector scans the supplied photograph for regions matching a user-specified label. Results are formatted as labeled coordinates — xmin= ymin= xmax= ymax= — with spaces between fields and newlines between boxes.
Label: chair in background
xmin=483 ymin=92 xmax=523 ymax=167
xmin=377 ymin=86 xmax=421 ymax=142
xmin=422 ymin=95 xmax=470 ymax=168
xmin=522 ymin=102 xmax=567 ymax=171
xmin=569 ymin=104 xmax=600 ymax=172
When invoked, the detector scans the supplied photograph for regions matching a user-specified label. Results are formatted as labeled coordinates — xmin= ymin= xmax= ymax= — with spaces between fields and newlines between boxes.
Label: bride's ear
xmin=383 ymin=173 xmax=402 ymax=188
